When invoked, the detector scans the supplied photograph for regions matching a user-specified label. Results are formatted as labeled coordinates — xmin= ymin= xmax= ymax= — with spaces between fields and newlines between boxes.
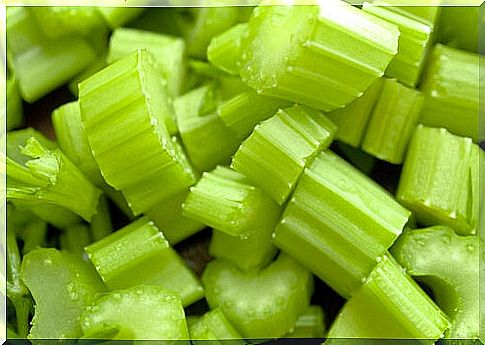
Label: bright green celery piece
xmin=175 ymin=84 xmax=241 ymax=172
xmin=419 ymin=44 xmax=482 ymax=142
xmin=391 ymin=225 xmax=481 ymax=339
xmin=285 ymin=305 xmax=325 ymax=339
xmin=9 ymin=205 xmax=47 ymax=254
xmin=231 ymin=104 xmax=336 ymax=205
xmin=362 ymin=2 xmax=432 ymax=87
xmin=69 ymin=54 xmax=107 ymax=97
xmin=21 ymin=248 xmax=106 ymax=340
xmin=6 ymin=75 xmax=24 ymax=131
xmin=438 ymin=6 xmax=480 ymax=53
xmin=240 ymin=1 xmax=399 ymax=112
xmin=396 ymin=125 xmax=476 ymax=235
xmin=60 ymin=224 xmax=92 ymax=256
xmin=189 ymin=308 xmax=245 ymax=344
xmin=327 ymin=78 xmax=384 ymax=148
xmin=90 ymin=195 xmax=113 ymax=242
xmin=273 ymin=150 xmax=410 ymax=298
xmin=79 ymin=49 xmax=196 ymax=215
xmin=361 ymin=78 xmax=424 ymax=164
xmin=6 ymin=127 xmax=57 ymax=165
xmin=81 ymin=285 xmax=189 ymax=342
xmin=325 ymin=254 xmax=449 ymax=344
xmin=97 ymin=6 xmax=145 ymax=29
xmin=202 ymin=253 xmax=313 ymax=339
xmin=335 ymin=142 xmax=377 ymax=176
xmin=108 ymin=27 xmax=186 ymax=98
xmin=6 ymin=137 xmax=102 ymax=222
xmin=208 ymin=23 xmax=247 ymax=75
xmin=218 ymin=89 xmax=292 ymax=141
xmin=85 ymin=217 xmax=204 ymax=307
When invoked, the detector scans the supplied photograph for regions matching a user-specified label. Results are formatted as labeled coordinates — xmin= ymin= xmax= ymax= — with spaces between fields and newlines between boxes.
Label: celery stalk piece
xmin=202 ymin=253 xmax=314 ymax=339
xmin=419 ymin=44 xmax=482 ymax=142
xmin=17 ymin=217 xmax=47 ymax=254
xmin=21 ymin=248 xmax=106 ymax=340
xmin=325 ymin=254 xmax=450 ymax=344
xmin=85 ymin=217 xmax=204 ymax=307
xmin=231 ymin=104 xmax=337 ymax=205
xmin=97 ymin=6 xmax=145 ymax=29
xmin=361 ymin=78 xmax=424 ymax=164
xmin=208 ymin=23 xmax=247 ymax=75
xmin=189 ymin=308 xmax=245 ymax=344
xmin=60 ymin=224 xmax=92 ymax=256
xmin=285 ymin=305 xmax=325 ymax=339
xmin=175 ymin=84 xmax=241 ymax=172
xmin=7 ymin=127 xmax=57 ymax=166
xmin=23 ymin=203 xmax=82 ymax=229
xmin=79 ymin=49 xmax=196 ymax=215
xmin=89 ymin=196 xmax=113 ymax=242
xmin=69 ymin=54 xmax=107 ymax=97
xmin=108 ymin=27 xmax=186 ymax=98
xmin=391 ymin=226 xmax=480 ymax=339
xmin=6 ymin=75 xmax=23 ymax=131
xmin=438 ymin=6 xmax=480 ymax=53
xmin=362 ymin=2 xmax=432 ymax=87
xmin=6 ymin=138 xmax=102 ymax=222
xmin=273 ymin=150 xmax=410 ymax=298
xmin=334 ymin=142 xmax=377 ymax=176
xmin=327 ymin=78 xmax=384 ymax=148
xmin=240 ymin=1 xmax=399 ymax=112
xmin=81 ymin=285 xmax=189 ymax=342
xmin=218 ymin=90 xmax=292 ymax=140
xmin=397 ymin=125 xmax=476 ymax=235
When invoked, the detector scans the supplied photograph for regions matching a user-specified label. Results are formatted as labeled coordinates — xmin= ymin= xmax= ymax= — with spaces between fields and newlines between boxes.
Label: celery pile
xmin=4 ymin=2 xmax=482 ymax=344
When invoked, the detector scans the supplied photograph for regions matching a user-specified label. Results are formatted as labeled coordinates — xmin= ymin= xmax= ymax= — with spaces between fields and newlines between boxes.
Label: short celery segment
xmin=189 ymin=308 xmax=244 ymax=344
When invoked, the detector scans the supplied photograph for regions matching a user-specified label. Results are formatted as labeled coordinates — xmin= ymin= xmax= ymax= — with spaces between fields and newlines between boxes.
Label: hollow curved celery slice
xmin=208 ymin=23 xmax=247 ymax=75
xmin=189 ymin=308 xmax=244 ymax=343
xmin=285 ymin=305 xmax=325 ymax=339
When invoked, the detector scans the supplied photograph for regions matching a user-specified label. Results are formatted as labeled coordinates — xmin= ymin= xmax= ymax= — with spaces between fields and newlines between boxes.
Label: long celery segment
xmin=273 ymin=150 xmax=410 ymax=298
xmin=285 ymin=305 xmax=325 ymax=338
xmin=189 ymin=308 xmax=244 ymax=343
xmin=79 ymin=49 xmax=196 ymax=215
xmin=240 ymin=1 xmax=399 ymax=111
xmin=207 ymin=23 xmax=247 ymax=75
xmin=419 ymin=44 xmax=482 ymax=141
xmin=397 ymin=125 xmax=477 ymax=235
xmin=392 ymin=226 xmax=480 ymax=339
xmin=21 ymin=248 xmax=106 ymax=340
xmin=81 ymin=285 xmax=189 ymax=342
xmin=6 ymin=76 xmax=24 ymax=131
xmin=231 ymin=104 xmax=336 ymax=205
xmin=325 ymin=255 xmax=450 ymax=344
xmin=85 ymin=217 xmax=204 ymax=307
xmin=361 ymin=78 xmax=424 ymax=164
xmin=202 ymin=253 xmax=313 ymax=339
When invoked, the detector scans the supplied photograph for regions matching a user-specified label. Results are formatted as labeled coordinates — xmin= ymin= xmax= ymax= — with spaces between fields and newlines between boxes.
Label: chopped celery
xmin=285 ymin=305 xmax=325 ymax=339
xmin=21 ymin=248 xmax=106 ymax=340
xmin=231 ymin=104 xmax=336 ymax=205
xmin=419 ymin=44 xmax=483 ymax=142
xmin=89 ymin=196 xmax=113 ymax=242
xmin=392 ymin=226 xmax=480 ymax=339
xmin=7 ymin=127 xmax=57 ymax=166
xmin=208 ymin=23 xmax=247 ymax=75
xmin=189 ymin=308 xmax=244 ymax=344
xmin=273 ymin=150 xmax=410 ymax=298
xmin=60 ymin=224 xmax=92 ymax=256
xmin=438 ymin=6 xmax=480 ymax=53
xmin=97 ymin=6 xmax=145 ymax=29
xmin=26 ymin=203 xmax=82 ymax=230
xmin=6 ymin=75 xmax=23 ymax=131
xmin=68 ymin=54 xmax=107 ymax=97
xmin=85 ymin=217 xmax=204 ymax=307
xmin=240 ymin=1 xmax=399 ymax=111
xmin=81 ymin=285 xmax=189 ymax=342
xmin=79 ymin=49 xmax=196 ymax=215
xmin=334 ymin=142 xmax=377 ymax=176
xmin=397 ymin=125 xmax=476 ymax=235
xmin=361 ymin=78 xmax=424 ymax=164
xmin=202 ymin=253 xmax=313 ymax=339
xmin=17 ymin=217 xmax=47 ymax=254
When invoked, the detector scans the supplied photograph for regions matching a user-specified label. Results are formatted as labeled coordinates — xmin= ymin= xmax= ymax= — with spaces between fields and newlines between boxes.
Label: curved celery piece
xmin=285 ymin=305 xmax=325 ymax=339
xmin=21 ymin=248 xmax=106 ymax=340
xmin=79 ymin=49 xmax=196 ymax=215
xmin=438 ymin=6 xmax=479 ymax=53
xmin=419 ymin=44 xmax=483 ymax=142
xmin=60 ymin=223 xmax=92 ymax=256
xmin=397 ymin=125 xmax=476 ymax=235
xmin=273 ymin=150 xmax=410 ymax=298
xmin=97 ymin=6 xmax=145 ymax=29
xmin=231 ymin=104 xmax=336 ymax=205
xmin=6 ymin=75 xmax=23 ymax=131
xmin=361 ymin=78 xmax=424 ymax=164
xmin=208 ymin=23 xmax=247 ymax=75
xmin=189 ymin=308 xmax=245 ymax=344
xmin=325 ymin=254 xmax=450 ymax=344
xmin=202 ymin=253 xmax=314 ymax=339
xmin=81 ymin=285 xmax=189 ymax=342
xmin=240 ymin=1 xmax=399 ymax=112
xmin=391 ymin=226 xmax=480 ymax=339
xmin=85 ymin=217 xmax=204 ymax=307
xmin=68 ymin=54 xmax=107 ymax=97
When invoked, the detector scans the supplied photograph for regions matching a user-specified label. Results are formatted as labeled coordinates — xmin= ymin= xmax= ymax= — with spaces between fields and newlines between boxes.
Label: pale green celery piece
xmin=334 ymin=142 xmax=377 ymax=176
xmin=6 ymin=76 xmax=24 ymax=131
xmin=69 ymin=54 xmax=107 ymax=97
xmin=419 ymin=44 xmax=482 ymax=142
xmin=144 ymin=190 xmax=205 ymax=245
xmin=208 ymin=23 xmax=247 ymax=75
xmin=231 ymin=104 xmax=337 ymax=205
xmin=60 ymin=224 xmax=92 ymax=256
xmin=273 ymin=150 xmax=410 ymax=298
xmin=79 ymin=49 xmax=196 ymax=215
xmin=108 ymin=27 xmax=186 ymax=98
xmin=361 ymin=78 xmax=424 ymax=164
xmin=327 ymin=77 xmax=384 ymax=148
xmin=285 ymin=305 xmax=325 ymax=339
xmin=21 ymin=248 xmax=106 ymax=340
xmin=90 ymin=196 xmax=113 ymax=242
xmin=325 ymin=254 xmax=450 ymax=344
xmin=85 ymin=217 xmax=204 ymax=307
xmin=7 ymin=128 xmax=57 ymax=166
xmin=202 ymin=253 xmax=314 ymax=339
xmin=175 ymin=84 xmax=241 ymax=172
xmin=240 ymin=1 xmax=399 ymax=112
xmin=397 ymin=125 xmax=475 ymax=235
xmin=6 ymin=138 xmax=101 ymax=222
xmin=189 ymin=308 xmax=245 ymax=344
xmin=81 ymin=285 xmax=189 ymax=342
xmin=27 ymin=203 xmax=82 ymax=229
xmin=97 ymin=6 xmax=145 ymax=29
xmin=218 ymin=90 xmax=293 ymax=140
xmin=363 ymin=2 xmax=432 ymax=87
xmin=391 ymin=226 xmax=480 ymax=339
xmin=438 ymin=6 xmax=480 ymax=53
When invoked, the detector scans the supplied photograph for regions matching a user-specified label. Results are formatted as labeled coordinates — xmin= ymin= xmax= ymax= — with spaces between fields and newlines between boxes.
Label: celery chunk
xmin=189 ymin=308 xmax=244 ymax=344
xmin=208 ymin=23 xmax=247 ymax=75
